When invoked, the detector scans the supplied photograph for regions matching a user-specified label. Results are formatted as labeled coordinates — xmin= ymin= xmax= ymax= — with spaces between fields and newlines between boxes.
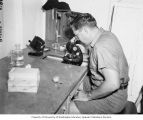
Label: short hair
xmin=70 ymin=13 xmax=97 ymax=30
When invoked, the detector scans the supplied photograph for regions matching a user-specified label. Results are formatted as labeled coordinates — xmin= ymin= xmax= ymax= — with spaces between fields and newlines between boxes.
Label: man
xmin=69 ymin=13 xmax=129 ymax=114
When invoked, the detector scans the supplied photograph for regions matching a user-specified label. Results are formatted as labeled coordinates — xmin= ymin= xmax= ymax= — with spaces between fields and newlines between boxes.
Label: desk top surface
xmin=0 ymin=49 xmax=87 ymax=114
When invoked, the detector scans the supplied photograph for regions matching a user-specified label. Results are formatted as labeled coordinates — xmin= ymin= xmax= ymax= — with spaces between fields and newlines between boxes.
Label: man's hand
xmin=73 ymin=91 xmax=90 ymax=101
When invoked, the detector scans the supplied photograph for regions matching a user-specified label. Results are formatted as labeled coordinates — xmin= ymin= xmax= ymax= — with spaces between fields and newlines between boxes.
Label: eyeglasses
xmin=74 ymin=31 xmax=81 ymax=40
xmin=74 ymin=35 xmax=79 ymax=40
xmin=74 ymin=27 xmax=84 ymax=40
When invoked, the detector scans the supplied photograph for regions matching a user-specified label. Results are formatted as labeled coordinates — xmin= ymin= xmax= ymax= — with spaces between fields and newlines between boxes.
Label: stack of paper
xmin=8 ymin=67 xmax=40 ymax=93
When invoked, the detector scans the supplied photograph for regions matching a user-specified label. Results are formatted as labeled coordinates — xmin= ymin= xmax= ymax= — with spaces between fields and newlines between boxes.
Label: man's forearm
xmin=89 ymin=81 xmax=118 ymax=100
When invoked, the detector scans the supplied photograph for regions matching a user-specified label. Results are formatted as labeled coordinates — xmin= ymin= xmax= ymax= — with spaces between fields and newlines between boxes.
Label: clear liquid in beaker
xmin=10 ymin=46 xmax=24 ymax=67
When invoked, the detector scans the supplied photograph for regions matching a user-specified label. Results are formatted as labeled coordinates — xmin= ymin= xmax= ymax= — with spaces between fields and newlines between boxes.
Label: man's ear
xmin=83 ymin=27 xmax=89 ymax=34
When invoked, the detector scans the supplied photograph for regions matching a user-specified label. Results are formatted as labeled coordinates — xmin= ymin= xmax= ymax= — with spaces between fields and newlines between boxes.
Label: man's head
xmin=70 ymin=13 xmax=98 ymax=45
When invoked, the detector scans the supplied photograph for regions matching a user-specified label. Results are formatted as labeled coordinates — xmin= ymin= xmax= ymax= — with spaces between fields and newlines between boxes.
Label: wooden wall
xmin=45 ymin=10 xmax=72 ymax=46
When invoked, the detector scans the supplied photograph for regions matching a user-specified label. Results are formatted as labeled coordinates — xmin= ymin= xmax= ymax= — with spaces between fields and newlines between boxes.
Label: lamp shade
xmin=42 ymin=0 xmax=59 ymax=11
xmin=42 ymin=0 xmax=70 ymax=11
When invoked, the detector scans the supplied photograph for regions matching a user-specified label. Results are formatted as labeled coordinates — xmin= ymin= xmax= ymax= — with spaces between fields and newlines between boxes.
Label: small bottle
xmin=14 ymin=44 xmax=24 ymax=67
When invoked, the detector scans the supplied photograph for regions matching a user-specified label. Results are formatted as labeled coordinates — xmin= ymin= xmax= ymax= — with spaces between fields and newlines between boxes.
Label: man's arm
xmin=89 ymin=68 xmax=120 ymax=100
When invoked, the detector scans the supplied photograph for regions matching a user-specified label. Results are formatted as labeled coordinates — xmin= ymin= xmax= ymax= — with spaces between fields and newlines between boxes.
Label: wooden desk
xmin=0 ymin=49 xmax=87 ymax=114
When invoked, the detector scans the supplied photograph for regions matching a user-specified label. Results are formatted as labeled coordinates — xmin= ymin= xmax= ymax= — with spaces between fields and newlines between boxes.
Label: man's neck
xmin=89 ymin=27 xmax=103 ymax=48
xmin=89 ymin=27 xmax=99 ymax=44
xmin=92 ymin=27 xmax=99 ymax=40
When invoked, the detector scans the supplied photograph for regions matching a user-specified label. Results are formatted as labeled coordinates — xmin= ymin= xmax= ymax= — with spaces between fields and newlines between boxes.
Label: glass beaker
xmin=10 ymin=45 xmax=24 ymax=67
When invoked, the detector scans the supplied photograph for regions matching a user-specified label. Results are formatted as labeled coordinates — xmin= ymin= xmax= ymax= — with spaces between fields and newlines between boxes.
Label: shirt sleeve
xmin=96 ymin=46 xmax=119 ymax=73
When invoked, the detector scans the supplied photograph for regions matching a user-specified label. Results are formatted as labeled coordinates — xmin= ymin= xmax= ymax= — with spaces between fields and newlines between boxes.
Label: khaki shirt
xmin=89 ymin=28 xmax=129 ymax=89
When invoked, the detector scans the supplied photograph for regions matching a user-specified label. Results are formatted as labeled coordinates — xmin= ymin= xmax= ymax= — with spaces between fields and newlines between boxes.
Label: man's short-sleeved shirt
xmin=89 ymin=28 xmax=129 ymax=88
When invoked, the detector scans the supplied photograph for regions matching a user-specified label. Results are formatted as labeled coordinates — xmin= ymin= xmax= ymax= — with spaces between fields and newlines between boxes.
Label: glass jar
xmin=11 ymin=44 xmax=24 ymax=67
